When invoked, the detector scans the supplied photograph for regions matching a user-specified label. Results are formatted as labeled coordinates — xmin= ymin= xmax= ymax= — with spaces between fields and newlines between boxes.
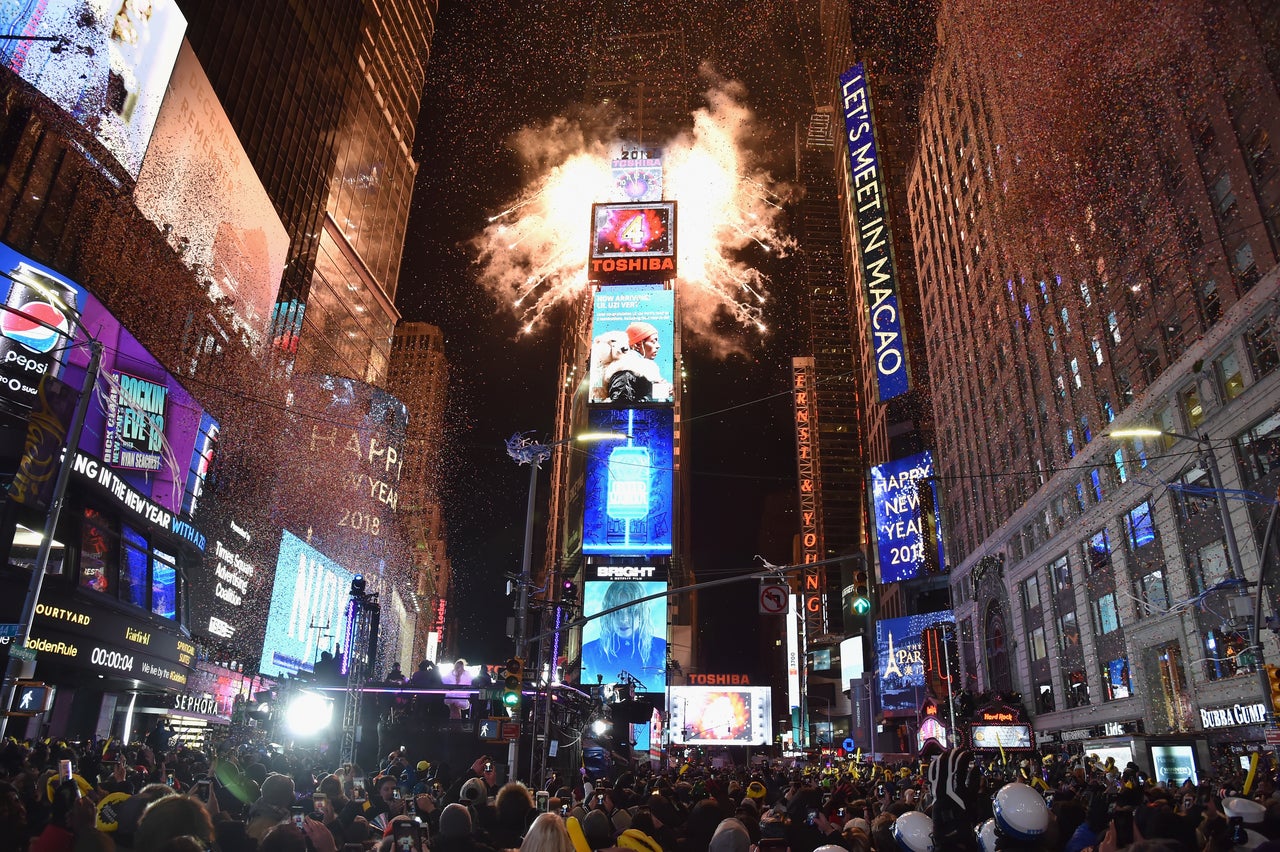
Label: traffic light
xmin=561 ymin=580 xmax=578 ymax=605
xmin=1267 ymin=664 xmax=1280 ymax=716
xmin=502 ymin=658 xmax=523 ymax=710
xmin=851 ymin=570 xmax=871 ymax=616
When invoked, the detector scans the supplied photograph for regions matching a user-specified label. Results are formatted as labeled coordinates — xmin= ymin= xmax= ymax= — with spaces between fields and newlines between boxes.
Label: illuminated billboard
xmin=871 ymin=451 xmax=945 ymax=584
xmin=589 ymin=284 xmax=674 ymax=405
xmin=875 ymin=610 xmax=954 ymax=715
xmin=0 ymin=242 xmax=214 ymax=529
xmin=260 ymin=531 xmax=356 ymax=678
xmin=669 ymin=686 xmax=773 ymax=746
xmin=588 ymin=202 xmax=677 ymax=281
xmin=135 ymin=42 xmax=288 ymax=347
xmin=583 ymin=407 xmax=673 ymax=556
xmin=971 ymin=725 xmax=1032 ymax=749
xmin=839 ymin=64 xmax=909 ymax=401
xmin=0 ymin=244 xmax=87 ymax=409
xmin=612 ymin=152 xmax=663 ymax=203
xmin=1 ymin=0 xmax=186 ymax=179
xmin=581 ymin=579 xmax=667 ymax=694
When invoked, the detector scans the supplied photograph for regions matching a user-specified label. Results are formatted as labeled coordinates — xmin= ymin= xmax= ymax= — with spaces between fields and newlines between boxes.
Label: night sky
xmin=394 ymin=3 xmax=824 ymax=673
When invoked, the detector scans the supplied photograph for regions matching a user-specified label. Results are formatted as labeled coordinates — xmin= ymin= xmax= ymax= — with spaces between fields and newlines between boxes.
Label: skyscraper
xmin=181 ymin=0 xmax=438 ymax=384
xmin=388 ymin=321 xmax=451 ymax=662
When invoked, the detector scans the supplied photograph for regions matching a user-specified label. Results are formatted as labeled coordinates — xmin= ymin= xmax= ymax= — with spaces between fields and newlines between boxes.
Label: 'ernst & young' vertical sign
xmin=839 ymin=63 xmax=909 ymax=402
xmin=793 ymin=358 xmax=827 ymax=634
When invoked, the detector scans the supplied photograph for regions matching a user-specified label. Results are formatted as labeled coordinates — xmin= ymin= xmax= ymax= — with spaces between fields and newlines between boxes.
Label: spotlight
xmin=284 ymin=691 xmax=333 ymax=737
xmin=351 ymin=574 xmax=366 ymax=595
xmin=591 ymin=719 xmax=609 ymax=736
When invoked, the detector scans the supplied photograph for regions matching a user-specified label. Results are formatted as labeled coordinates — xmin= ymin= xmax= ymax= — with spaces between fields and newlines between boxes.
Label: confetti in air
xmin=472 ymin=68 xmax=795 ymax=353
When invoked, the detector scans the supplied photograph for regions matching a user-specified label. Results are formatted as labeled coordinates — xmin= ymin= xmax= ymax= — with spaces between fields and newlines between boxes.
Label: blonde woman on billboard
xmin=581 ymin=581 xmax=666 ymax=692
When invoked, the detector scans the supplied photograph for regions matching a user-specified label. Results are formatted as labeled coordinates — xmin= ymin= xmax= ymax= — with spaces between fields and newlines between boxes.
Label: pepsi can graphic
xmin=0 ymin=260 xmax=79 ymax=408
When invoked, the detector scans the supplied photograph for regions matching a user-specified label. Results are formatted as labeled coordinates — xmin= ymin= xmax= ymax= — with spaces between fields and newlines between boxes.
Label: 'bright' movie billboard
xmin=876 ymin=610 xmax=954 ymax=715
xmin=261 ymin=531 xmax=355 ymax=678
xmin=589 ymin=284 xmax=674 ymax=405
xmin=581 ymin=579 xmax=667 ymax=694
xmin=871 ymin=451 xmax=945 ymax=584
xmin=584 ymin=408 xmax=672 ymax=556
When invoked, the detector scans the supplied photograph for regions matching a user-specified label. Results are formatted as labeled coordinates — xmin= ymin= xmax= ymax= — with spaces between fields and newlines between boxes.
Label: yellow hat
xmin=617 ymin=829 xmax=662 ymax=852
xmin=96 ymin=792 xmax=130 ymax=832
xmin=46 ymin=773 xmax=92 ymax=803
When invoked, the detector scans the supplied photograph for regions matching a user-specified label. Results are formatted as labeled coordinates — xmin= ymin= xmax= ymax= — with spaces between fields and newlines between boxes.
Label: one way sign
xmin=759 ymin=582 xmax=789 ymax=615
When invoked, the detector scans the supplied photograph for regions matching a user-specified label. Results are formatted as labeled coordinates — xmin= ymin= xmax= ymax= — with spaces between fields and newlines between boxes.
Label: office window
xmin=1084 ymin=529 xmax=1111 ymax=575
xmin=1028 ymin=626 xmax=1047 ymax=661
xmin=1101 ymin=657 xmax=1131 ymax=701
xmin=1094 ymin=592 xmax=1119 ymax=634
xmin=1126 ymin=501 xmax=1156 ymax=550
xmin=1021 ymin=574 xmax=1041 ymax=616
xmin=1139 ymin=569 xmax=1168 ymax=611
xmin=1216 ymin=350 xmax=1244 ymax=401
xmin=1247 ymin=321 xmax=1279 ymax=377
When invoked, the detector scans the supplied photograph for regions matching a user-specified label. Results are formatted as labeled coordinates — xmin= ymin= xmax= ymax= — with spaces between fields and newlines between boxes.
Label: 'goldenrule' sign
xmin=839 ymin=64 xmax=909 ymax=401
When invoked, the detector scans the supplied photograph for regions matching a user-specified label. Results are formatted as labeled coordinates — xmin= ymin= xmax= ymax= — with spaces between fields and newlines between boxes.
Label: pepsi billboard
xmin=876 ymin=610 xmax=954 ymax=715
xmin=839 ymin=64 xmax=909 ymax=402
xmin=583 ymin=408 xmax=673 ymax=556
xmin=871 ymin=451 xmax=945 ymax=584
xmin=0 ymin=244 xmax=87 ymax=409
xmin=260 ymin=530 xmax=356 ymax=678
xmin=0 ymin=242 xmax=216 ymax=526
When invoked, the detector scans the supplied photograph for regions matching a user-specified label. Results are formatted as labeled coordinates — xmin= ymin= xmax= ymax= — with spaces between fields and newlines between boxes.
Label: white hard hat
xmin=976 ymin=818 xmax=998 ymax=852
xmin=993 ymin=782 xmax=1049 ymax=841
xmin=893 ymin=810 xmax=934 ymax=852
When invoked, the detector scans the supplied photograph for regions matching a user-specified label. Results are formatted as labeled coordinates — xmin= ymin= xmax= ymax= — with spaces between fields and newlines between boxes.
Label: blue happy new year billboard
xmin=839 ymin=63 xmax=909 ymax=401
xmin=876 ymin=610 xmax=954 ymax=715
xmin=583 ymin=407 xmax=673 ymax=556
xmin=871 ymin=451 xmax=945 ymax=584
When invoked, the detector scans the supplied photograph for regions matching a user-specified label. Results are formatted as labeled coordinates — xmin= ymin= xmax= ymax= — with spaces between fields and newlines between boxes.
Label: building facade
xmin=908 ymin=0 xmax=1280 ymax=766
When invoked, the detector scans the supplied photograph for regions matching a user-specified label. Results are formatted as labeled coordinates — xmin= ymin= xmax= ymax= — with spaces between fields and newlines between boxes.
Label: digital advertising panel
xmin=0 ymin=243 xmax=88 ymax=410
xmin=970 ymin=724 xmax=1033 ymax=750
xmin=581 ymin=579 xmax=667 ymax=694
xmin=260 ymin=531 xmax=355 ymax=678
xmin=135 ymin=42 xmax=288 ymax=347
xmin=875 ymin=609 xmax=954 ymax=715
xmin=187 ymin=518 xmax=262 ymax=650
xmin=1 ymin=0 xmax=187 ymax=179
xmin=611 ymin=149 xmax=663 ymax=203
xmin=589 ymin=202 xmax=677 ymax=281
xmin=583 ymin=407 xmax=673 ymax=556
xmin=274 ymin=375 xmax=407 ymax=554
xmin=589 ymin=284 xmax=674 ymax=405
xmin=1150 ymin=744 xmax=1198 ymax=786
xmin=838 ymin=63 xmax=909 ymax=401
xmin=669 ymin=686 xmax=773 ymax=746
xmin=0 ymin=242 xmax=214 ymax=539
xmin=871 ymin=451 xmax=945 ymax=584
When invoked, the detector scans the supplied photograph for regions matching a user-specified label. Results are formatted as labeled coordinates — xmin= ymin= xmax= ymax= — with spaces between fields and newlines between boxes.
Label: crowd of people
xmin=0 ymin=734 xmax=1278 ymax=852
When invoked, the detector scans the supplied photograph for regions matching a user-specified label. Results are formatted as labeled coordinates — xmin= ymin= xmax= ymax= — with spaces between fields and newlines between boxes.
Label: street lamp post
xmin=505 ymin=431 xmax=622 ymax=782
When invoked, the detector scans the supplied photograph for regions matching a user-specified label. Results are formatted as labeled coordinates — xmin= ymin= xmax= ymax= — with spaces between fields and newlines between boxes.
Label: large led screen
xmin=134 ymin=42 xmax=287 ymax=348
xmin=260 ymin=531 xmax=355 ymax=678
xmin=1150 ymin=745 xmax=1197 ymax=786
xmin=1 ymin=0 xmax=186 ymax=179
xmin=0 ymin=242 xmax=215 ymax=525
xmin=669 ymin=686 xmax=772 ymax=746
xmin=583 ymin=408 xmax=673 ymax=556
xmin=0 ymin=244 xmax=88 ymax=410
xmin=871 ymin=451 xmax=945 ymax=583
xmin=588 ymin=202 xmax=676 ymax=281
xmin=970 ymin=725 xmax=1032 ymax=750
xmin=589 ymin=284 xmax=674 ymax=405
xmin=581 ymin=580 xmax=667 ymax=694
xmin=875 ymin=610 xmax=954 ymax=715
